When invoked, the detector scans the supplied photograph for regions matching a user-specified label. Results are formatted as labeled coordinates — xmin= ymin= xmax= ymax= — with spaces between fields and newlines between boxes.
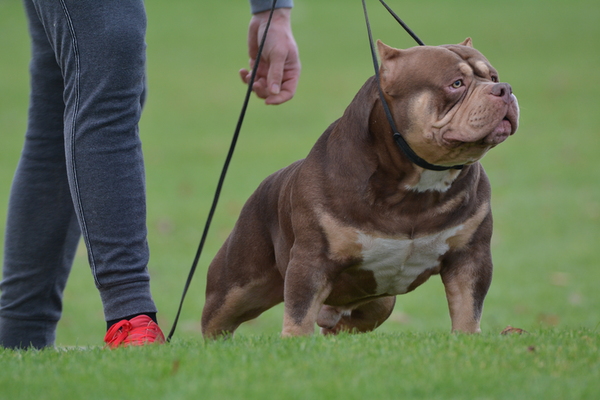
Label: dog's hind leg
xmin=202 ymin=280 xmax=283 ymax=339
xmin=202 ymin=275 xmax=284 ymax=338
xmin=201 ymin=239 xmax=284 ymax=339
xmin=318 ymin=296 xmax=396 ymax=335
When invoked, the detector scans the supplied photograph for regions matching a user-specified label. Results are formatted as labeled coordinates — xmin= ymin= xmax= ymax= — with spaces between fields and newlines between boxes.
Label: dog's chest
xmin=355 ymin=226 xmax=462 ymax=295
xmin=319 ymin=203 xmax=489 ymax=297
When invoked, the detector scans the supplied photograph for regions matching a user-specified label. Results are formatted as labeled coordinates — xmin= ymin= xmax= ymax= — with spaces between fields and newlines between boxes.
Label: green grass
xmin=1 ymin=330 xmax=598 ymax=400
xmin=1 ymin=0 xmax=599 ymax=398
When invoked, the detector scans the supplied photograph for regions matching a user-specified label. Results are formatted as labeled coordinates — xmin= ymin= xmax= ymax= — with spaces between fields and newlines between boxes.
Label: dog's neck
xmin=322 ymin=77 xmax=472 ymax=201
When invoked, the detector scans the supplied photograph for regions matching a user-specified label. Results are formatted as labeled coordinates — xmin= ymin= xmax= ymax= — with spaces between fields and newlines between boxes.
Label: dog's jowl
xmin=201 ymin=39 xmax=519 ymax=338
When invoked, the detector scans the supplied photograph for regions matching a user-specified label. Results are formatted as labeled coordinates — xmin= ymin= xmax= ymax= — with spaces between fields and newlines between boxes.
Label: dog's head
xmin=377 ymin=39 xmax=519 ymax=167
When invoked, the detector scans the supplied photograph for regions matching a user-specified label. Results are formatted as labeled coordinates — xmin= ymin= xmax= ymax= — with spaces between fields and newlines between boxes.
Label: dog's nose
xmin=491 ymin=83 xmax=513 ymax=104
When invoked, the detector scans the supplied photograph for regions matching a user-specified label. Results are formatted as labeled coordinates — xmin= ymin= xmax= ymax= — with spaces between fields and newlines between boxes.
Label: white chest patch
xmin=406 ymin=169 xmax=461 ymax=193
xmin=357 ymin=225 xmax=463 ymax=295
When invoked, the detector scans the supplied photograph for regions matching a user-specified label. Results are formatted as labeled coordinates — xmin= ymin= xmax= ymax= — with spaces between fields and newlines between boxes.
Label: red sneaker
xmin=104 ymin=315 xmax=165 ymax=348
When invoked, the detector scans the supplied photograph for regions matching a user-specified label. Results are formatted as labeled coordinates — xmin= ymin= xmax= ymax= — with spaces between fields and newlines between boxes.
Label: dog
xmin=202 ymin=38 xmax=519 ymax=338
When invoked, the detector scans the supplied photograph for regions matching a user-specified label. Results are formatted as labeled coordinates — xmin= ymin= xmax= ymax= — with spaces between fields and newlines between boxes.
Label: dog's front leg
xmin=441 ymin=258 xmax=492 ymax=333
xmin=281 ymin=262 xmax=332 ymax=337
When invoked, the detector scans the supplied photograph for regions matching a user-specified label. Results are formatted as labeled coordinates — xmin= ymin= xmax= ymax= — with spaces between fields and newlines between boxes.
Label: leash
xmin=166 ymin=0 xmax=279 ymax=342
xmin=376 ymin=0 xmax=424 ymax=46
xmin=362 ymin=0 xmax=463 ymax=171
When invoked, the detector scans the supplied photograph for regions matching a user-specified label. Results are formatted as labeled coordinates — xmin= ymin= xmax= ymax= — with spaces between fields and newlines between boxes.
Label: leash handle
xmin=362 ymin=0 xmax=462 ymax=171
xmin=166 ymin=0 xmax=279 ymax=342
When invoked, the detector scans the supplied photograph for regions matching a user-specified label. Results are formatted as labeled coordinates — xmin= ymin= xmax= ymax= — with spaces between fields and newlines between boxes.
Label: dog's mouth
xmin=482 ymin=116 xmax=514 ymax=145
xmin=443 ymin=106 xmax=519 ymax=149
xmin=484 ymin=100 xmax=519 ymax=144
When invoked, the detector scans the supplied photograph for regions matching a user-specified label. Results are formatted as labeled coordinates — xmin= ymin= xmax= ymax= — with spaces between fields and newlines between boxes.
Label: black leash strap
xmin=362 ymin=0 xmax=463 ymax=171
xmin=166 ymin=0 xmax=279 ymax=342
xmin=377 ymin=0 xmax=424 ymax=46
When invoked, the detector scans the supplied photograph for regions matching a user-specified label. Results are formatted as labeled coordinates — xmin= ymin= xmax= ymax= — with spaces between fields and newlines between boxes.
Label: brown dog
xmin=202 ymin=39 xmax=519 ymax=338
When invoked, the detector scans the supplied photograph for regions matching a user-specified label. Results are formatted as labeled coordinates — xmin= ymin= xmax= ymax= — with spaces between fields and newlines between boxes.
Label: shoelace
xmin=104 ymin=320 xmax=133 ymax=348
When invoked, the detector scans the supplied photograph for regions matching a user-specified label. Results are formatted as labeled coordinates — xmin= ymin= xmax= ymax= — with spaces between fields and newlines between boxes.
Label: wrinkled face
xmin=378 ymin=39 xmax=519 ymax=166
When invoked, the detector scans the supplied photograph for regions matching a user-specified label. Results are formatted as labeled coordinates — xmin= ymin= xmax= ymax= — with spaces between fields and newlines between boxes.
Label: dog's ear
xmin=459 ymin=37 xmax=473 ymax=48
xmin=377 ymin=40 xmax=404 ymax=91
xmin=377 ymin=40 xmax=402 ymax=65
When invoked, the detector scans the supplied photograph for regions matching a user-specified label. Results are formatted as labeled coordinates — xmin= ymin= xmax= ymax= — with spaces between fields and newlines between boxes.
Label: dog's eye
xmin=491 ymin=76 xmax=498 ymax=82
xmin=451 ymin=80 xmax=463 ymax=88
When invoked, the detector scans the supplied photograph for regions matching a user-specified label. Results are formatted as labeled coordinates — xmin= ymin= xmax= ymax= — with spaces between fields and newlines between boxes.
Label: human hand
xmin=241 ymin=8 xmax=301 ymax=105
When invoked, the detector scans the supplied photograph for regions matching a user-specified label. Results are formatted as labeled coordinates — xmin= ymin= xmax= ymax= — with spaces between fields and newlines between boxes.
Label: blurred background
xmin=0 ymin=0 xmax=598 ymax=345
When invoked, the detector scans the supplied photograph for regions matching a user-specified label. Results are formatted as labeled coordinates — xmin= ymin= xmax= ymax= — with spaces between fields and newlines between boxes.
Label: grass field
xmin=1 ymin=330 xmax=598 ymax=399
xmin=0 ymin=0 xmax=599 ymax=398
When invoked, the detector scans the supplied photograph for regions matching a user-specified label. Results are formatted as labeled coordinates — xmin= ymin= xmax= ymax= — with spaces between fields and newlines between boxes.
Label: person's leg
xmin=1 ymin=0 xmax=159 ymax=349
xmin=0 ymin=0 xmax=81 ymax=349
xmin=33 ymin=0 xmax=159 ymax=323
